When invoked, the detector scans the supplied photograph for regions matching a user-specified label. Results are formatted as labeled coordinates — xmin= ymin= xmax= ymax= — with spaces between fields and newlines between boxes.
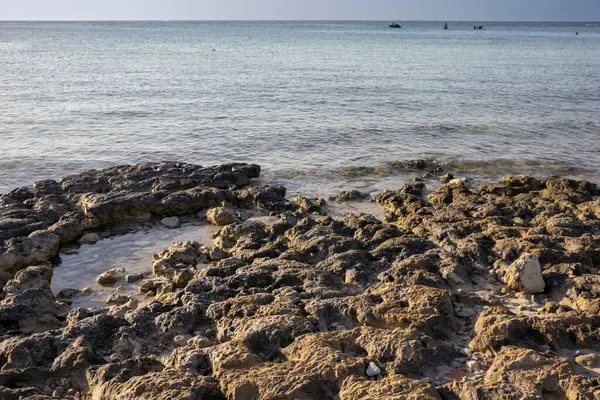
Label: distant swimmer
xmin=576 ymin=32 xmax=579 ymax=36
xmin=248 ymin=36 xmax=251 ymax=39
xmin=443 ymin=23 xmax=449 ymax=30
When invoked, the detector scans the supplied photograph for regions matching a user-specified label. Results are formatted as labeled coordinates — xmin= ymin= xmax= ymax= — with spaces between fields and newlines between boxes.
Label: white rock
xmin=79 ymin=232 xmax=100 ymax=245
xmin=499 ymin=253 xmax=545 ymax=294
xmin=161 ymin=216 xmax=180 ymax=229
xmin=365 ymin=362 xmax=382 ymax=377
xmin=516 ymin=254 xmax=545 ymax=293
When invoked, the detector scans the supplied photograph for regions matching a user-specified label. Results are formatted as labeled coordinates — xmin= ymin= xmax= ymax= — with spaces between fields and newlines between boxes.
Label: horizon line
xmin=1 ymin=19 xmax=600 ymax=23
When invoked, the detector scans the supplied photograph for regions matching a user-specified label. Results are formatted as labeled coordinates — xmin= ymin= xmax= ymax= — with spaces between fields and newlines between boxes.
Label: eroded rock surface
xmin=1 ymin=167 xmax=600 ymax=399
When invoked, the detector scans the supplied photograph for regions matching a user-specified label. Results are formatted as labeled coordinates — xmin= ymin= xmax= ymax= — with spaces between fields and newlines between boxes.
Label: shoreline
xmin=1 ymin=162 xmax=599 ymax=398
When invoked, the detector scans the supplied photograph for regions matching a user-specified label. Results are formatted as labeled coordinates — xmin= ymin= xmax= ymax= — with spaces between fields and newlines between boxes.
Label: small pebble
xmin=365 ymin=362 xmax=381 ymax=377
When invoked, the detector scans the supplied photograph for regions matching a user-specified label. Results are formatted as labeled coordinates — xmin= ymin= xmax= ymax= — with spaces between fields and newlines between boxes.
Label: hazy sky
xmin=1 ymin=0 xmax=600 ymax=21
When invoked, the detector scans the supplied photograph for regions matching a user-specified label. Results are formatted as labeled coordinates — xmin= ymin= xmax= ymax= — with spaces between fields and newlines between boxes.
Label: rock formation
xmin=0 ymin=164 xmax=599 ymax=399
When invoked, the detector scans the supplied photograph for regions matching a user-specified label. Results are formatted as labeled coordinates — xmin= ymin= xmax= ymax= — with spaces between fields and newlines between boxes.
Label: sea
xmin=1 ymin=21 xmax=600 ymax=197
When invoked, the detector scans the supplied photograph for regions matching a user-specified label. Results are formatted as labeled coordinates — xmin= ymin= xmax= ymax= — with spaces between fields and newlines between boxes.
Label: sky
xmin=1 ymin=0 xmax=600 ymax=21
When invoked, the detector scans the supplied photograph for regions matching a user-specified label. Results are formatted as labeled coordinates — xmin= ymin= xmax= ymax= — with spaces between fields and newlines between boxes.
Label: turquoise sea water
xmin=1 ymin=21 xmax=599 ymax=195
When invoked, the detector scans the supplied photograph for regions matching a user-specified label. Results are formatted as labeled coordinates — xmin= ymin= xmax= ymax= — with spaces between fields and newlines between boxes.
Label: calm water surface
xmin=1 ymin=21 xmax=600 ymax=195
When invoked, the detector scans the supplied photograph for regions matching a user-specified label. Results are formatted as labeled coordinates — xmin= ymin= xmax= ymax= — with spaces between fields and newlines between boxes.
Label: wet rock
xmin=389 ymin=159 xmax=435 ymax=171
xmin=152 ymin=241 xmax=206 ymax=282
xmin=96 ymin=268 xmax=125 ymax=285
xmin=440 ymin=173 xmax=455 ymax=183
xmin=78 ymin=232 xmax=100 ymax=245
xmin=235 ymin=185 xmax=287 ymax=211
xmin=139 ymin=278 xmax=166 ymax=293
xmin=291 ymin=196 xmax=326 ymax=214
xmin=160 ymin=216 xmax=180 ymax=229
xmin=56 ymin=287 xmax=92 ymax=301
xmin=106 ymin=294 xmax=132 ymax=306
xmin=125 ymin=273 xmax=144 ymax=283
xmin=329 ymin=190 xmax=370 ymax=202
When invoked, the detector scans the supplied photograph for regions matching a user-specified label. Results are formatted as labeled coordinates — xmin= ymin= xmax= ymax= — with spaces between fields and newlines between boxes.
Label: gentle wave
xmin=1 ymin=21 xmax=599 ymax=195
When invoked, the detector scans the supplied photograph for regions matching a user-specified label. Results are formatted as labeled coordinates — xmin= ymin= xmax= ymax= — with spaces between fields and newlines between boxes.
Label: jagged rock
xmin=329 ymin=190 xmax=370 ymax=202
xmin=562 ymin=275 xmax=600 ymax=315
xmin=340 ymin=375 xmax=440 ymax=400
xmin=1 ymin=169 xmax=600 ymax=398
xmin=206 ymin=207 xmax=238 ymax=226
xmin=235 ymin=185 xmax=287 ymax=211
xmin=0 ymin=231 xmax=60 ymax=272
xmin=291 ymin=196 xmax=326 ymax=214
xmin=441 ymin=346 xmax=574 ymax=399
xmin=575 ymin=353 xmax=599 ymax=367
xmin=440 ymin=173 xmax=454 ymax=183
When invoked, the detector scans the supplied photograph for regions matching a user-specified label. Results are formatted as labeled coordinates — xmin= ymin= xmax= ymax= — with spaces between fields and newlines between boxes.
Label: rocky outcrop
xmin=1 ymin=169 xmax=600 ymax=399
xmin=0 ymin=162 xmax=261 ymax=274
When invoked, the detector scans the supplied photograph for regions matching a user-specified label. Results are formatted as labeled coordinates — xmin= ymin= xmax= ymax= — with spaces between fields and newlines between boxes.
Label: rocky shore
xmin=0 ymin=162 xmax=599 ymax=399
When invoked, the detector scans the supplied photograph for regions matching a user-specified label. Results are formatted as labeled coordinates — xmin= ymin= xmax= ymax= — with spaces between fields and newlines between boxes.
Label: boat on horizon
xmin=389 ymin=23 xmax=401 ymax=28
xmin=443 ymin=23 xmax=449 ymax=30
xmin=473 ymin=25 xmax=484 ymax=30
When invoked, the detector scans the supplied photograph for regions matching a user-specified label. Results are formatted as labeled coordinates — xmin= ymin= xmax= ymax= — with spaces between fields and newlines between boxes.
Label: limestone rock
xmin=96 ymin=268 xmax=125 ymax=285
xmin=496 ymin=253 xmax=545 ymax=294
xmin=340 ymin=375 xmax=440 ymax=400
xmin=329 ymin=190 xmax=370 ymax=202
xmin=575 ymin=353 xmax=599 ymax=368
xmin=206 ymin=207 xmax=238 ymax=226
xmin=1 ymin=169 xmax=600 ymax=398
xmin=291 ymin=196 xmax=326 ymax=214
